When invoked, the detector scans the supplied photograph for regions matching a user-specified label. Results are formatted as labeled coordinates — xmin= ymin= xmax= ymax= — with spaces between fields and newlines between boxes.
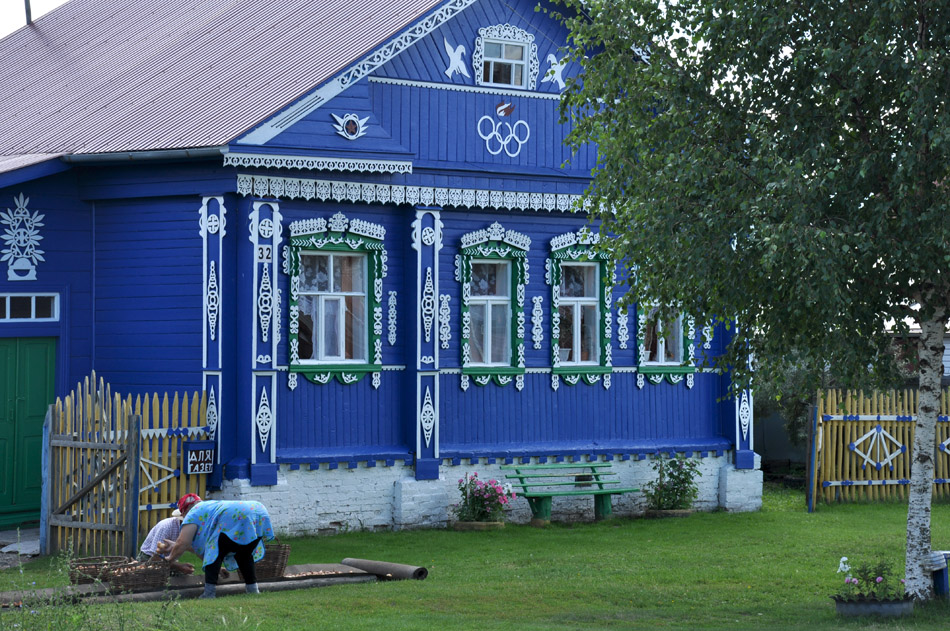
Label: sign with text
xmin=183 ymin=440 xmax=215 ymax=475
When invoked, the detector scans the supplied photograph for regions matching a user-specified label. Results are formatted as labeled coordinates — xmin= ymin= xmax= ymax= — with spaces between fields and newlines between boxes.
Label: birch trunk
xmin=905 ymin=310 xmax=946 ymax=600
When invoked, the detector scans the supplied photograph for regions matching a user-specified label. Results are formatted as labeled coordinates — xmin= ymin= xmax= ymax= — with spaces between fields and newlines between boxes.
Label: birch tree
xmin=553 ymin=0 xmax=950 ymax=599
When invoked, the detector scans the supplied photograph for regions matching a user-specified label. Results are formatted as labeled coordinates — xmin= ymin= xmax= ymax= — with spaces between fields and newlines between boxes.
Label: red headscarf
xmin=178 ymin=493 xmax=202 ymax=515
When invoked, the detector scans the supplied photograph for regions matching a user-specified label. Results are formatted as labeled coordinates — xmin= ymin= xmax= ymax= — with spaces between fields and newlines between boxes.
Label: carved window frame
xmin=286 ymin=212 xmax=386 ymax=386
xmin=547 ymin=229 xmax=612 ymax=386
xmin=457 ymin=222 xmax=530 ymax=387
xmin=472 ymin=24 xmax=540 ymax=91
xmin=637 ymin=306 xmax=697 ymax=386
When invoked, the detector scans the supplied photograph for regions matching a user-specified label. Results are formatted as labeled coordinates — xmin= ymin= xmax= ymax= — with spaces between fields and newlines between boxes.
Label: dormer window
xmin=482 ymin=40 xmax=527 ymax=88
xmin=473 ymin=24 xmax=539 ymax=91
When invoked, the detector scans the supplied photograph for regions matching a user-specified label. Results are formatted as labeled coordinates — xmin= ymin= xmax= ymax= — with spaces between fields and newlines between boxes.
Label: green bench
xmin=501 ymin=462 xmax=639 ymax=526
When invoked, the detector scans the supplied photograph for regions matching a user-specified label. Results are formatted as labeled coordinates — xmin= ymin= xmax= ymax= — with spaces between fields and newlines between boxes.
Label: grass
xmin=4 ymin=484 xmax=950 ymax=630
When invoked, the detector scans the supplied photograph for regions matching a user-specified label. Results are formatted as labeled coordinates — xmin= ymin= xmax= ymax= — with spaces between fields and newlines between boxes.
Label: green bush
xmin=643 ymin=456 xmax=701 ymax=510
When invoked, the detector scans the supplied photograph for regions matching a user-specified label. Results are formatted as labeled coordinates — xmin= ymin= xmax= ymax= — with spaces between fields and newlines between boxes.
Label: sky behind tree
xmin=0 ymin=0 xmax=68 ymax=39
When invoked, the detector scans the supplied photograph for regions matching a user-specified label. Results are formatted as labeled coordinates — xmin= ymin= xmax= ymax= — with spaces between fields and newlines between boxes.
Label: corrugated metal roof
xmin=0 ymin=0 xmax=444 ymax=157
xmin=0 ymin=153 xmax=63 ymax=172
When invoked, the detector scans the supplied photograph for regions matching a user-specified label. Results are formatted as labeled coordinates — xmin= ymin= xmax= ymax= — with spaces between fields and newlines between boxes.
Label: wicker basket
xmin=238 ymin=541 xmax=291 ymax=581
xmin=68 ymin=556 xmax=129 ymax=585
xmin=107 ymin=560 xmax=171 ymax=593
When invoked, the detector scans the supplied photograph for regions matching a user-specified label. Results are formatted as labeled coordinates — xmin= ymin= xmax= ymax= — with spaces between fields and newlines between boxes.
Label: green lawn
xmin=4 ymin=484 xmax=950 ymax=630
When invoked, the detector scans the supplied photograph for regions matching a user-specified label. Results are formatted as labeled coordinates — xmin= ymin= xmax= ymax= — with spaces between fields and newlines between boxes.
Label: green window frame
xmin=457 ymin=222 xmax=530 ymax=389
xmin=636 ymin=306 xmax=697 ymax=386
xmin=287 ymin=212 xmax=386 ymax=386
xmin=548 ymin=229 xmax=613 ymax=386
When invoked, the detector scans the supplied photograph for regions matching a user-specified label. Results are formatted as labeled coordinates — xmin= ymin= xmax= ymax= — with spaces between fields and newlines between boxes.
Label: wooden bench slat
xmin=500 ymin=462 xmax=639 ymax=524
xmin=510 ymin=480 xmax=623 ymax=488
xmin=500 ymin=463 xmax=614 ymax=470
xmin=505 ymin=472 xmax=618 ymax=479
xmin=521 ymin=488 xmax=639 ymax=497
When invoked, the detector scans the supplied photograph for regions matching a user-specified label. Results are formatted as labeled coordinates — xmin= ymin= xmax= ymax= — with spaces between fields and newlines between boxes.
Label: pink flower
xmin=844 ymin=579 xmax=851 ymax=585
xmin=876 ymin=577 xmax=883 ymax=583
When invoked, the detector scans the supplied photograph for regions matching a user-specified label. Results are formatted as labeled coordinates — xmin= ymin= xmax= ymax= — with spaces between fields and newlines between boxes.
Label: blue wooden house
xmin=0 ymin=0 xmax=761 ymax=530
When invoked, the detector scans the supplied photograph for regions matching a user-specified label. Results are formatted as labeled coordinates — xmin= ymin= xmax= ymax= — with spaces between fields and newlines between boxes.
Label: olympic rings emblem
xmin=477 ymin=116 xmax=531 ymax=158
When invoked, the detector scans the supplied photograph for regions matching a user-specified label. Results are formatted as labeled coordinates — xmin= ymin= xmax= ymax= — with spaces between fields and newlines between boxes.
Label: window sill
xmin=637 ymin=364 xmax=695 ymax=375
xmin=290 ymin=364 xmax=382 ymax=386
xmin=462 ymin=366 xmax=525 ymax=376
xmin=552 ymin=365 xmax=612 ymax=375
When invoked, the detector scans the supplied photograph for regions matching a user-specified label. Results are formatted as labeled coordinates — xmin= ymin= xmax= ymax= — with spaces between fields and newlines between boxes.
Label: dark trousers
xmin=205 ymin=533 xmax=260 ymax=585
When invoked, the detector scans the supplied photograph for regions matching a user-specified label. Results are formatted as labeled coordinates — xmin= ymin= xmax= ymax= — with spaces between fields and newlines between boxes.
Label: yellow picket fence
xmin=44 ymin=372 xmax=209 ymax=557
xmin=810 ymin=388 xmax=950 ymax=508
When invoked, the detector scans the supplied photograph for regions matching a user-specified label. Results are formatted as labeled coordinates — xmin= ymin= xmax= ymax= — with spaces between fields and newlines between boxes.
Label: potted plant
xmin=451 ymin=472 xmax=516 ymax=530
xmin=832 ymin=557 xmax=913 ymax=617
xmin=643 ymin=455 xmax=700 ymax=517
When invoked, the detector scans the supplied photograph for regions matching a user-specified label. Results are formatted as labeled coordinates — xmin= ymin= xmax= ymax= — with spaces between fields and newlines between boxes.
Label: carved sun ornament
xmin=332 ymin=113 xmax=370 ymax=140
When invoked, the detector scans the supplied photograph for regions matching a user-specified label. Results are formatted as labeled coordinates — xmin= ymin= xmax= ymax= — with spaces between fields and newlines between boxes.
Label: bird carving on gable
xmin=443 ymin=37 xmax=471 ymax=79
xmin=542 ymin=54 xmax=567 ymax=91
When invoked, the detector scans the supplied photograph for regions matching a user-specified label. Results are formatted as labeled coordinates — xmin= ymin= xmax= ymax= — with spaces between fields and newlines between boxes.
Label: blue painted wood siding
xmin=92 ymin=197 xmax=204 ymax=391
xmin=0 ymin=173 xmax=94 ymax=397
xmin=271 ymin=203 xmax=728 ymax=458
xmin=262 ymin=0 xmax=596 ymax=177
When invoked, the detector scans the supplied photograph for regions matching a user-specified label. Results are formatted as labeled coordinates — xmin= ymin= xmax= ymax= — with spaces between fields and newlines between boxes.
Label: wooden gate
xmin=42 ymin=373 xmax=208 ymax=557
xmin=808 ymin=388 xmax=950 ymax=511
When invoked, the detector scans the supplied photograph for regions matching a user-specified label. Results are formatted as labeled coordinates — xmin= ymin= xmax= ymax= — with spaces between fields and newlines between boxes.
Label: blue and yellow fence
xmin=808 ymin=388 xmax=950 ymax=510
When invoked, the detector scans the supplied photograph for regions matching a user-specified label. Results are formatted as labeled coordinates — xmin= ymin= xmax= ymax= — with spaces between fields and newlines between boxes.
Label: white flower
xmin=837 ymin=556 xmax=851 ymax=575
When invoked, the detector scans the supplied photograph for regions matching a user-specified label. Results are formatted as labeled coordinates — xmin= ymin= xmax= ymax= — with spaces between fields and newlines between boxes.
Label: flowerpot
xmin=831 ymin=597 xmax=914 ymax=617
xmin=451 ymin=521 xmax=505 ymax=531
xmin=643 ymin=509 xmax=694 ymax=519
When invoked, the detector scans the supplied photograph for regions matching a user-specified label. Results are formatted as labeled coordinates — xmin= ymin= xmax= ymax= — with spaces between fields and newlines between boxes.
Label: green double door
xmin=0 ymin=337 xmax=56 ymax=528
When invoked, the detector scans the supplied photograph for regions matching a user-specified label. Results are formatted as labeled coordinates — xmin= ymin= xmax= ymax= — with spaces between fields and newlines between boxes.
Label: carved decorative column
xmin=199 ymin=197 xmax=227 ymax=487
xmin=735 ymin=389 xmax=755 ymax=469
xmin=248 ymin=200 xmax=282 ymax=485
xmin=411 ymin=207 xmax=443 ymax=480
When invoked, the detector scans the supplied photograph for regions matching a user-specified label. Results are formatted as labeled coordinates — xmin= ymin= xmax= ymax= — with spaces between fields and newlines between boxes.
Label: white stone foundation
xmin=214 ymin=452 xmax=760 ymax=535
xmin=718 ymin=461 xmax=764 ymax=513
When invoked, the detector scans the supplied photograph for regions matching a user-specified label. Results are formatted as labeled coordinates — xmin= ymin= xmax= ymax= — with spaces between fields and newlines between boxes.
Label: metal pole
xmin=24 ymin=0 xmax=32 ymax=25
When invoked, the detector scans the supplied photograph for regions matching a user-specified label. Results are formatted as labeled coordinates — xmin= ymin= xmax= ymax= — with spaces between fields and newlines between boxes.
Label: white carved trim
xmin=258 ymin=264 xmax=273 ymax=343
xmin=439 ymin=294 xmax=451 ymax=349
xmin=287 ymin=372 xmax=298 ymax=391
xmin=617 ymin=307 xmax=629 ymax=349
xmin=421 ymin=387 xmax=436 ymax=448
xmin=422 ymin=267 xmax=436 ymax=343
xmin=531 ymin=295 xmax=544 ymax=349
xmin=473 ymin=24 xmax=540 ymax=90
xmin=239 ymin=0 xmax=479 ymax=144
xmin=738 ymin=390 xmax=752 ymax=442
xmin=388 ymin=291 xmax=398 ymax=346
xmin=551 ymin=227 xmax=600 ymax=251
xmin=368 ymin=76 xmax=562 ymax=100
xmin=206 ymin=386 xmax=219 ymax=441
xmin=331 ymin=113 xmax=370 ymax=140
xmin=460 ymin=221 xmax=530 ymax=250
xmin=256 ymin=387 xmax=274 ymax=452
xmin=224 ymin=152 xmax=412 ymax=174
xmin=237 ymin=175 xmax=582 ymax=213
xmin=443 ymin=37 xmax=471 ymax=79
xmin=542 ymin=55 xmax=567 ymax=91
xmin=2 ymin=193 xmax=44 ymax=281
